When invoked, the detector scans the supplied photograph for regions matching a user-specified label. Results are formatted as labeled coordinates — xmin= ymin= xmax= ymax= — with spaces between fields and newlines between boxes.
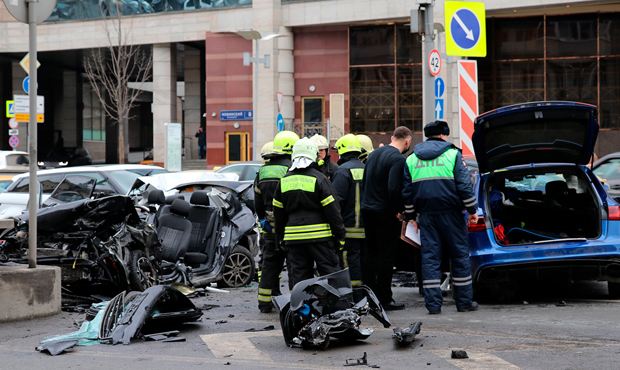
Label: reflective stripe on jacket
xmin=332 ymin=155 xmax=365 ymax=239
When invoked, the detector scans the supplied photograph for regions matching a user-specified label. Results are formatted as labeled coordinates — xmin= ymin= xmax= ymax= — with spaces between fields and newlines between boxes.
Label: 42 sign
xmin=428 ymin=49 xmax=442 ymax=77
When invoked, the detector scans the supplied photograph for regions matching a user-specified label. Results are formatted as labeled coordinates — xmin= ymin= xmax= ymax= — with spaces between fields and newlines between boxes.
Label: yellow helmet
xmin=356 ymin=134 xmax=374 ymax=161
xmin=273 ymin=131 xmax=300 ymax=154
xmin=310 ymin=134 xmax=329 ymax=150
xmin=335 ymin=134 xmax=362 ymax=156
xmin=260 ymin=141 xmax=274 ymax=159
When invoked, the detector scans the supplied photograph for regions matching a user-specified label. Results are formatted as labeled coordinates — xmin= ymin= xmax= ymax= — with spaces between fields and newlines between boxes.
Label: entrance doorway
xmin=302 ymin=97 xmax=324 ymax=137
xmin=225 ymin=132 xmax=249 ymax=164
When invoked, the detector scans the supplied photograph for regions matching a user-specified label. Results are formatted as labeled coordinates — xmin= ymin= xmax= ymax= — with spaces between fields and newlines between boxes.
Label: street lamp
xmin=237 ymin=30 xmax=283 ymax=160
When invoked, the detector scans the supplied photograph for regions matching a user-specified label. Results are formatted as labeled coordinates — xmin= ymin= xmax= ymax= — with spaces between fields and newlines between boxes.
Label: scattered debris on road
xmin=344 ymin=352 xmax=380 ymax=368
xmin=273 ymin=269 xmax=391 ymax=349
xmin=244 ymin=325 xmax=276 ymax=332
xmin=144 ymin=330 xmax=180 ymax=341
xmin=215 ymin=320 xmax=228 ymax=325
xmin=392 ymin=322 xmax=422 ymax=346
xmin=451 ymin=350 xmax=469 ymax=359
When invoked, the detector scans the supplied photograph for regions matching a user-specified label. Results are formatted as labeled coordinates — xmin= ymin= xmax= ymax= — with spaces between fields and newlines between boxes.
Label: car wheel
xmin=128 ymin=250 xmax=158 ymax=291
xmin=219 ymin=246 xmax=255 ymax=288
xmin=608 ymin=281 xmax=620 ymax=299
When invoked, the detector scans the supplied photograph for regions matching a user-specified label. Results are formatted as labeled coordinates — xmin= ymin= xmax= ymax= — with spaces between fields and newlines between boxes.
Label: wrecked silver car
xmin=273 ymin=269 xmax=391 ymax=349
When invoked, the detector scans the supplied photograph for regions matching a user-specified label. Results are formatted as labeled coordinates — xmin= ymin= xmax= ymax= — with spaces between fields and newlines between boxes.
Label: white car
xmin=0 ymin=151 xmax=30 ymax=174
xmin=0 ymin=164 xmax=167 ymax=219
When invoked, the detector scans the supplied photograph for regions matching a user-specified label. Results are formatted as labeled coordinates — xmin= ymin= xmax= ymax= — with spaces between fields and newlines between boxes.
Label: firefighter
xmin=356 ymin=134 xmax=374 ymax=164
xmin=272 ymin=137 xmax=346 ymax=288
xmin=260 ymin=141 xmax=274 ymax=163
xmin=255 ymin=131 xmax=299 ymax=313
xmin=402 ymin=120 xmax=479 ymax=314
xmin=310 ymin=134 xmax=339 ymax=180
xmin=332 ymin=134 xmax=365 ymax=287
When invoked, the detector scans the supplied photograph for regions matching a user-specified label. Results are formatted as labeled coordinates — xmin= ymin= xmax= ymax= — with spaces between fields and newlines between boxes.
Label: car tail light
xmin=468 ymin=216 xmax=486 ymax=232
xmin=608 ymin=206 xmax=620 ymax=220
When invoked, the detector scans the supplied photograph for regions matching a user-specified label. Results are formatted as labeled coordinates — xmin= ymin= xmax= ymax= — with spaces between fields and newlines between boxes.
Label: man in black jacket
xmin=402 ymin=120 xmax=478 ymax=314
xmin=361 ymin=126 xmax=412 ymax=310
xmin=332 ymin=134 xmax=365 ymax=287
xmin=273 ymin=137 xmax=346 ymax=287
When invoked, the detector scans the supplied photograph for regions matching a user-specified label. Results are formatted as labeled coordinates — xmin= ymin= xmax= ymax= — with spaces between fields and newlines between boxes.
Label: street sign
xmin=428 ymin=49 xmax=441 ymax=77
xmin=445 ymin=1 xmax=487 ymax=57
xmin=6 ymin=100 xmax=14 ymax=118
xmin=18 ymin=53 xmax=41 ymax=75
xmin=8 ymin=129 xmax=18 ymax=136
xmin=434 ymin=77 xmax=445 ymax=98
xmin=435 ymin=99 xmax=444 ymax=120
xmin=22 ymin=76 xmax=30 ymax=94
xmin=457 ymin=60 xmax=479 ymax=156
xmin=8 ymin=118 xmax=18 ymax=129
xmin=8 ymin=135 xmax=19 ymax=149
xmin=220 ymin=110 xmax=253 ymax=121
xmin=276 ymin=112 xmax=285 ymax=132
xmin=13 ymin=94 xmax=44 ymax=123
xmin=2 ymin=0 xmax=57 ymax=24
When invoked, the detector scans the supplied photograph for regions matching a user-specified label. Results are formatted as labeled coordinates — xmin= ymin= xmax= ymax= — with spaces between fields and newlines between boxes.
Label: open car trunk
xmin=486 ymin=167 xmax=602 ymax=245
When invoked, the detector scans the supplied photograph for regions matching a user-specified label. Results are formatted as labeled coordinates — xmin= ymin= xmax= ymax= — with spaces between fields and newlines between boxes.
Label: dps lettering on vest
xmin=408 ymin=149 xmax=458 ymax=183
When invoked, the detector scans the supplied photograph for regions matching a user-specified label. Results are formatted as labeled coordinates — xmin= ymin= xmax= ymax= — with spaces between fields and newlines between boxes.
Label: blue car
xmin=469 ymin=101 xmax=620 ymax=299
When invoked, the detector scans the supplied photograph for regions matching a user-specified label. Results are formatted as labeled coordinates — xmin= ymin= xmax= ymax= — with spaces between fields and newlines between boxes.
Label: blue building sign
xmin=220 ymin=110 xmax=253 ymax=121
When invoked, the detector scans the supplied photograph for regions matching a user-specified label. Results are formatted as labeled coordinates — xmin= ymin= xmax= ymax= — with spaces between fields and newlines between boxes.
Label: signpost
xmin=2 ymin=0 xmax=57 ymax=269
xmin=434 ymin=77 xmax=445 ymax=120
xmin=276 ymin=112 xmax=285 ymax=132
xmin=457 ymin=60 xmax=479 ymax=156
xmin=13 ymin=94 xmax=44 ymax=123
xmin=428 ymin=49 xmax=441 ymax=77
xmin=8 ymin=135 xmax=19 ymax=149
xmin=5 ymin=100 xmax=14 ymax=118
xmin=8 ymin=118 xmax=18 ymax=129
xmin=220 ymin=110 xmax=253 ymax=121
xmin=23 ymin=76 xmax=30 ymax=94
xmin=445 ymin=1 xmax=487 ymax=57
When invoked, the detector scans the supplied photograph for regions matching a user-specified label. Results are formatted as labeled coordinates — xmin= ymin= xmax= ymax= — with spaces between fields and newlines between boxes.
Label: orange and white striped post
xmin=457 ymin=60 xmax=478 ymax=156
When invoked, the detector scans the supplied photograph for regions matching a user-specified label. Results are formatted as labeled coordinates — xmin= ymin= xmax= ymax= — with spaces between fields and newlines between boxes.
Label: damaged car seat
xmin=185 ymin=192 xmax=218 ymax=266
xmin=157 ymin=198 xmax=192 ymax=262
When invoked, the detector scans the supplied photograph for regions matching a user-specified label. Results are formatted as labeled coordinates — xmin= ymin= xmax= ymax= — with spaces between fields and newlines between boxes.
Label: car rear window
xmin=593 ymin=158 xmax=620 ymax=181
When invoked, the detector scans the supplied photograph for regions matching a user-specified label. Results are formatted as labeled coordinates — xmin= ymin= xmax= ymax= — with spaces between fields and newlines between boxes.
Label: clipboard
xmin=400 ymin=221 xmax=421 ymax=249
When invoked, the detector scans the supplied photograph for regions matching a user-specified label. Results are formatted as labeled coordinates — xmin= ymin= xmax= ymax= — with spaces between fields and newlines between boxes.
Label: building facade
xmin=1 ymin=0 xmax=619 ymax=166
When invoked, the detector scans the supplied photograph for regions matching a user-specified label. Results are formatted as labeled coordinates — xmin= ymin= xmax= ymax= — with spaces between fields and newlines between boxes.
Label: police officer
xmin=272 ymin=138 xmax=346 ymax=287
xmin=332 ymin=134 xmax=365 ymax=287
xmin=356 ymin=134 xmax=374 ymax=164
xmin=255 ymin=131 xmax=299 ymax=313
xmin=310 ymin=134 xmax=339 ymax=180
xmin=402 ymin=120 xmax=479 ymax=314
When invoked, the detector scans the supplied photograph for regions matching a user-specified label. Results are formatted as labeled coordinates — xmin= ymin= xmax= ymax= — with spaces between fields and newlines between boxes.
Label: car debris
xmin=36 ymin=285 xmax=202 ymax=355
xmin=273 ymin=269 xmax=391 ymax=349
xmin=451 ymin=350 xmax=469 ymax=359
xmin=392 ymin=322 xmax=422 ymax=346
xmin=344 ymin=352 xmax=380 ymax=368
xmin=244 ymin=325 xmax=276 ymax=332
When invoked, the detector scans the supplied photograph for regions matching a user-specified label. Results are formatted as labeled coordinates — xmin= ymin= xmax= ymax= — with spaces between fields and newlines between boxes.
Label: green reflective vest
xmin=406 ymin=148 xmax=458 ymax=183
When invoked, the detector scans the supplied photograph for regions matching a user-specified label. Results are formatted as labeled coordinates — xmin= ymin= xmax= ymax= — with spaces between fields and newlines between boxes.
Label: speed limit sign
xmin=428 ymin=49 xmax=442 ymax=77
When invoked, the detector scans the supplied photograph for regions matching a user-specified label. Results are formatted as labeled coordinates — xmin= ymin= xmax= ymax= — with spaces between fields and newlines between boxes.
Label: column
xmin=152 ymin=43 xmax=177 ymax=163
xmin=184 ymin=47 xmax=202 ymax=160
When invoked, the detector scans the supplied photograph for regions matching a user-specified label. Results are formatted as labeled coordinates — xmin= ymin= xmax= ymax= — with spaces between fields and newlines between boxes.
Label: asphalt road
xmin=1 ymin=280 xmax=619 ymax=370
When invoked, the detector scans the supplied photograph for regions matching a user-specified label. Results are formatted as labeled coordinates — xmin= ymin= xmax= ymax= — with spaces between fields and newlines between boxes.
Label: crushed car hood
xmin=472 ymin=101 xmax=599 ymax=173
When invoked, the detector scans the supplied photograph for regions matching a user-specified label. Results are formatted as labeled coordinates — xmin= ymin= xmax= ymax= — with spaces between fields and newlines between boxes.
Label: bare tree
xmin=84 ymin=4 xmax=152 ymax=164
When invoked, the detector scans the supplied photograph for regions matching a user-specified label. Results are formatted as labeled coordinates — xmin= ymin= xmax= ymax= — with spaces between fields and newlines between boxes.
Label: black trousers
xmin=287 ymin=240 xmax=340 ymax=289
xmin=344 ymin=238 xmax=363 ymax=287
xmin=257 ymin=236 xmax=286 ymax=307
xmin=362 ymin=210 xmax=401 ymax=305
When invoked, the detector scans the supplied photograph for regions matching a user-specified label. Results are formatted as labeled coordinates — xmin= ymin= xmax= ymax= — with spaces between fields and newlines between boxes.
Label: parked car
xmin=593 ymin=152 xmax=620 ymax=202
xmin=214 ymin=161 xmax=262 ymax=182
xmin=0 ymin=164 xmax=167 ymax=219
xmin=0 ymin=151 xmax=30 ymax=174
xmin=469 ymin=101 xmax=620 ymax=299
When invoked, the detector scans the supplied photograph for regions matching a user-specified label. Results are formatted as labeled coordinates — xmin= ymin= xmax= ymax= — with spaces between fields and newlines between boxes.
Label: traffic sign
xmin=13 ymin=94 xmax=44 ymax=123
xmin=22 ymin=76 xmax=30 ymax=94
xmin=19 ymin=53 xmax=41 ymax=75
xmin=220 ymin=110 xmax=253 ymax=121
xmin=6 ymin=100 xmax=14 ymax=118
xmin=8 ymin=129 xmax=18 ymax=136
xmin=276 ymin=113 xmax=285 ymax=132
xmin=428 ymin=49 xmax=441 ymax=77
xmin=434 ymin=77 xmax=445 ymax=98
xmin=445 ymin=1 xmax=487 ymax=57
xmin=457 ymin=60 xmax=479 ymax=156
xmin=8 ymin=135 xmax=19 ymax=149
xmin=2 ymin=0 xmax=57 ymax=24
xmin=435 ymin=99 xmax=444 ymax=120
xmin=8 ymin=118 xmax=18 ymax=129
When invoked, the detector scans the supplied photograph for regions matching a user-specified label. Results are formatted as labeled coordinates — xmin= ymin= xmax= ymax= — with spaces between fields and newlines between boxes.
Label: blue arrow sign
xmin=22 ymin=76 xmax=29 ymax=94
xmin=450 ymin=9 xmax=481 ymax=50
xmin=276 ymin=112 xmax=285 ymax=132
xmin=435 ymin=99 xmax=444 ymax=120
xmin=434 ymin=77 xmax=445 ymax=98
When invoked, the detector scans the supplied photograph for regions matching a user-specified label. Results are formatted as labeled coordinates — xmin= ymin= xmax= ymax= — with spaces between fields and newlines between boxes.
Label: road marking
xmin=432 ymin=350 xmax=520 ymax=370
xmin=200 ymin=331 xmax=280 ymax=362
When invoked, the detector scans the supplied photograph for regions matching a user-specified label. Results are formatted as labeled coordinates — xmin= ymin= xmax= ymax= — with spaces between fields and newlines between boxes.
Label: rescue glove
xmin=259 ymin=218 xmax=273 ymax=233
xmin=338 ymin=240 xmax=348 ymax=268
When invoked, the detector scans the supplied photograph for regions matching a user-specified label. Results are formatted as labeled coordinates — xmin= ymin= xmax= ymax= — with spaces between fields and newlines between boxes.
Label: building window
xmin=82 ymin=83 xmax=106 ymax=142
xmin=479 ymin=13 xmax=620 ymax=129
xmin=350 ymin=25 xmax=423 ymax=133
